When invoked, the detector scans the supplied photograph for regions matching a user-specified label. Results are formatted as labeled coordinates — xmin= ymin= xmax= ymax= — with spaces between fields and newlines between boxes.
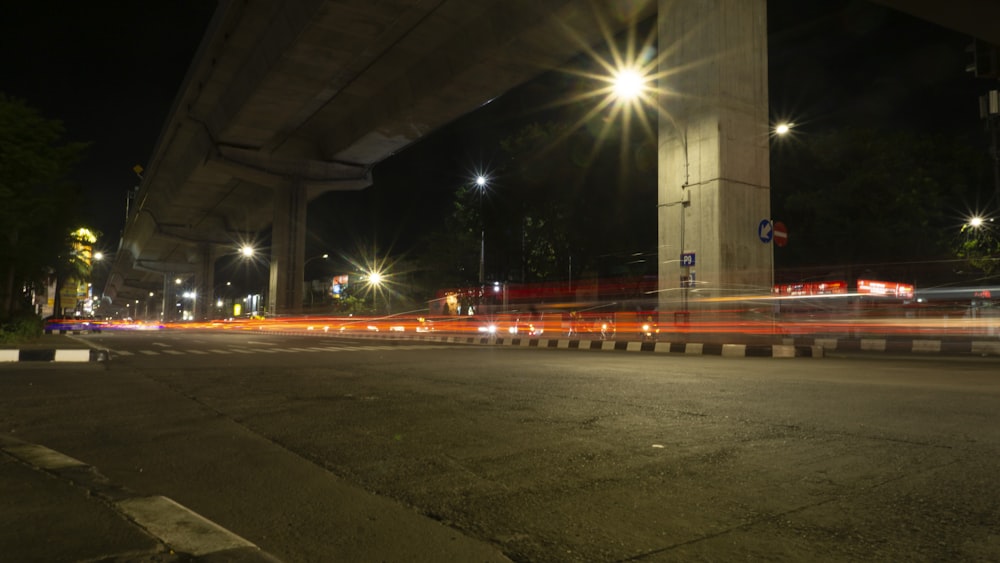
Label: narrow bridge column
xmin=657 ymin=0 xmax=772 ymax=312
xmin=161 ymin=274 xmax=173 ymax=323
xmin=268 ymin=181 xmax=306 ymax=315
xmin=193 ymin=243 xmax=219 ymax=320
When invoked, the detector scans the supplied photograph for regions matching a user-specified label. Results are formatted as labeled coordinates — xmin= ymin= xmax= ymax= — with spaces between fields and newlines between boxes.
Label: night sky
xmin=1 ymin=1 xmax=989 ymax=262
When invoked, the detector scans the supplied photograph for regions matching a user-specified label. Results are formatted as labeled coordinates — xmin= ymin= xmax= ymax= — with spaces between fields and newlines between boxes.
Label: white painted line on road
xmin=227 ymin=348 xmax=255 ymax=354
xmin=287 ymin=347 xmax=317 ymax=352
xmin=139 ymin=350 xmax=160 ymax=356
xmin=254 ymin=348 xmax=279 ymax=353
xmin=187 ymin=350 xmax=209 ymax=355
xmin=163 ymin=350 xmax=185 ymax=355
xmin=306 ymin=347 xmax=332 ymax=352
xmin=5 ymin=444 xmax=87 ymax=469
xmin=114 ymin=350 xmax=135 ymax=356
xmin=117 ymin=496 xmax=256 ymax=556
xmin=207 ymin=349 xmax=231 ymax=354
xmin=153 ymin=342 xmax=171 ymax=348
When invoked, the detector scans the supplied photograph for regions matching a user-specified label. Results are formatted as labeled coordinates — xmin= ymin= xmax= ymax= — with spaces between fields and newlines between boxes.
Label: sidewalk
xmin=0 ymin=431 xmax=515 ymax=562
xmin=0 ymin=434 xmax=281 ymax=562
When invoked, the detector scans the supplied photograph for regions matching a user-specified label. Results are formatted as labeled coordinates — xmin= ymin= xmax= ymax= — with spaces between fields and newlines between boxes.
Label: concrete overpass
xmin=104 ymin=0 xmax=661 ymax=318
xmin=104 ymin=0 xmax=996 ymax=320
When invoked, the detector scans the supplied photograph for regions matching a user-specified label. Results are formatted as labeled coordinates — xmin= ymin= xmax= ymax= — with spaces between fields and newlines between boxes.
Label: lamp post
xmin=304 ymin=253 xmax=329 ymax=308
xmin=367 ymin=270 xmax=383 ymax=314
xmin=475 ymin=175 xmax=488 ymax=286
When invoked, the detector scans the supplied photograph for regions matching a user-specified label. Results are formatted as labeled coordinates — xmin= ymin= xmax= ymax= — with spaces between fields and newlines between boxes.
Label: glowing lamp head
xmin=613 ymin=68 xmax=645 ymax=99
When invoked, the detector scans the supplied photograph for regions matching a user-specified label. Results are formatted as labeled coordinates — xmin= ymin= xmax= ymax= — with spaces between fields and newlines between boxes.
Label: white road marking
xmin=114 ymin=350 xmax=135 ymax=356
xmin=153 ymin=342 xmax=171 ymax=348
xmin=117 ymin=496 xmax=256 ymax=556
xmin=188 ymin=350 xmax=209 ymax=355
xmin=163 ymin=350 xmax=185 ymax=355
xmin=207 ymin=349 xmax=231 ymax=354
xmin=139 ymin=350 xmax=160 ymax=355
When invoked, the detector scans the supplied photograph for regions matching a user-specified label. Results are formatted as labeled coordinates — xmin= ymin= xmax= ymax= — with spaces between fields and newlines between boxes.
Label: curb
xmin=257 ymin=329 xmax=825 ymax=358
xmin=0 ymin=349 xmax=111 ymax=363
xmin=789 ymin=337 xmax=1000 ymax=357
xmin=0 ymin=435 xmax=282 ymax=562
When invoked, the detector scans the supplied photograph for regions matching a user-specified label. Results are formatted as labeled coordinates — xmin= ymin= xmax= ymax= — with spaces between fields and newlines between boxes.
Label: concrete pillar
xmin=657 ymin=0 xmax=771 ymax=313
xmin=193 ymin=243 xmax=218 ymax=320
xmin=161 ymin=274 xmax=173 ymax=322
xmin=268 ymin=180 xmax=307 ymax=315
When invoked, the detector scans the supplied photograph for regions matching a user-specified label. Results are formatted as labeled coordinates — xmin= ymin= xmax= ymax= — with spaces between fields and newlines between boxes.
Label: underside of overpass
xmin=104 ymin=0 xmax=995 ymax=319
xmin=104 ymin=0 xmax=660 ymax=318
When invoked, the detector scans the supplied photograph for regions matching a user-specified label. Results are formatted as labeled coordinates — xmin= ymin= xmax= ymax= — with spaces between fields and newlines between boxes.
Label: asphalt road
xmin=2 ymin=330 xmax=999 ymax=562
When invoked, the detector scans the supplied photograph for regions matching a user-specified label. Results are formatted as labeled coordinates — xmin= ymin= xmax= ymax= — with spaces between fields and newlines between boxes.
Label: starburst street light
xmin=474 ymin=174 xmax=489 ymax=285
xmin=613 ymin=67 xmax=646 ymax=100
xmin=240 ymin=245 xmax=255 ymax=258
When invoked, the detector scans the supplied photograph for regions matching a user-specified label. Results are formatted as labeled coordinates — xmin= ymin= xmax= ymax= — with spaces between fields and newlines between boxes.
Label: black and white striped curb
xmin=0 ymin=435 xmax=282 ymax=562
xmin=0 ymin=348 xmax=110 ymax=363
xmin=789 ymin=337 xmax=1000 ymax=356
xmin=258 ymin=329 xmax=824 ymax=358
xmin=484 ymin=337 xmax=824 ymax=358
xmin=265 ymin=328 xmax=1000 ymax=357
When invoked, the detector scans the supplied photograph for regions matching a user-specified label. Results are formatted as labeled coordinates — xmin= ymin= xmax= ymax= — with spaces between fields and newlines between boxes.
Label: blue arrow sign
xmin=758 ymin=219 xmax=773 ymax=243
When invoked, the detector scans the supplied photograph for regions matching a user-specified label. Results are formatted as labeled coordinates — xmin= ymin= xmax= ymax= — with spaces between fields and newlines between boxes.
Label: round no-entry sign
xmin=773 ymin=221 xmax=788 ymax=247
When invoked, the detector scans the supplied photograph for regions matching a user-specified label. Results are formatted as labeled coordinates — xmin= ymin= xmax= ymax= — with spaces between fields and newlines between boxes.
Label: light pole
xmin=304 ymin=253 xmax=329 ymax=307
xmin=367 ymin=270 xmax=383 ymax=314
xmin=475 ymin=175 xmax=488 ymax=286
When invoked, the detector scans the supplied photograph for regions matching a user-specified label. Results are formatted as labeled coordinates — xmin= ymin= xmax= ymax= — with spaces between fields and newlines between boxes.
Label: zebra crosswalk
xmin=111 ymin=344 xmax=452 ymax=357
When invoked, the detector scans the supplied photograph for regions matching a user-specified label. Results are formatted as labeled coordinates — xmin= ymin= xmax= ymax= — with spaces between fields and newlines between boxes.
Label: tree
xmin=0 ymin=94 xmax=88 ymax=319
xmin=771 ymin=127 xmax=989 ymax=284
xmin=956 ymin=219 xmax=1000 ymax=278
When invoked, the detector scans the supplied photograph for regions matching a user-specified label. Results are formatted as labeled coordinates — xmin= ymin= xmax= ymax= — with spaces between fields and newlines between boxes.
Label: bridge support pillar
xmin=161 ymin=274 xmax=174 ymax=323
xmin=193 ymin=243 xmax=219 ymax=320
xmin=268 ymin=181 xmax=307 ymax=315
xmin=657 ymin=0 xmax=772 ymax=314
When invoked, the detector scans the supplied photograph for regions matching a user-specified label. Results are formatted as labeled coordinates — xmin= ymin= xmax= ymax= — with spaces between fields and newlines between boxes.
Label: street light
xmin=475 ymin=175 xmax=488 ymax=285
xmin=305 ymin=253 xmax=329 ymax=266
xmin=304 ymin=253 xmax=330 ymax=307
xmin=367 ymin=270 xmax=384 ymax=314
xmin=613 ymin=67 xmax=647 ymax=100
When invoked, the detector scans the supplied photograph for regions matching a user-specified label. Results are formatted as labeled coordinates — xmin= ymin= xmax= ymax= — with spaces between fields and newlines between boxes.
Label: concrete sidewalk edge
xmin=0 ymin=435 xmax=281 ymax=562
